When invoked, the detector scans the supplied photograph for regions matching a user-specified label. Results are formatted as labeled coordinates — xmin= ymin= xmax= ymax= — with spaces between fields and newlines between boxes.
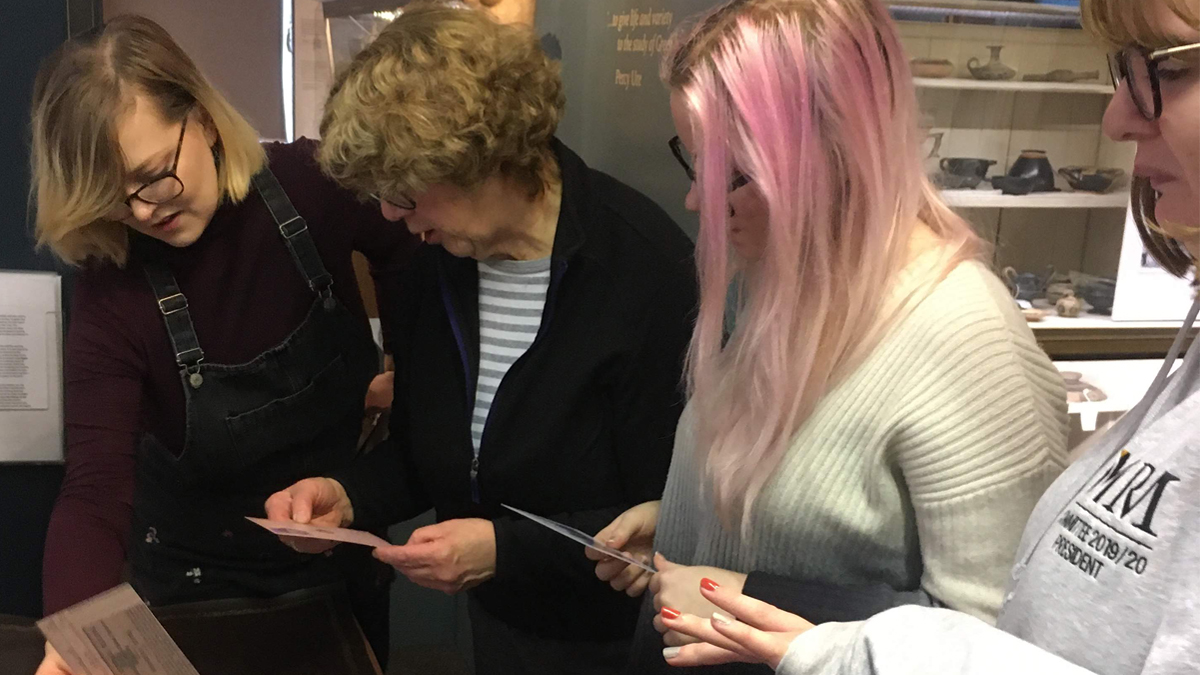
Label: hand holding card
xmin=502 ymin=504 xmax=657 ymax=573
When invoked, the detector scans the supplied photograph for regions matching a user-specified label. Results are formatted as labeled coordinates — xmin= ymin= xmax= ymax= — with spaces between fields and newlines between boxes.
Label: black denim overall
xmin=128 ymin=169 xmax=390 ymax=663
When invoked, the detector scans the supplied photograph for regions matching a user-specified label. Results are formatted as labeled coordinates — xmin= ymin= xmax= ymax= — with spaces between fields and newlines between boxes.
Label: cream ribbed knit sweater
xmin=653 ymin=261 xmax=1069 ymax=623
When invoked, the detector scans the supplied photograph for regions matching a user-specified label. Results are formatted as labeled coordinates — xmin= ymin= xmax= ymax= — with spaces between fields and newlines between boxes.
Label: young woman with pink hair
xmin=585 ymin=0 xmax=1070 ymax=671
xmin=650 ymin=0 xmax=1200 ymax=673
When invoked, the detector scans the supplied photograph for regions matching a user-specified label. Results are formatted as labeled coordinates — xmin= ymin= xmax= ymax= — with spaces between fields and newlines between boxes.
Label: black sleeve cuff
xmin=741 ymin=572 xmax=938 ymax=624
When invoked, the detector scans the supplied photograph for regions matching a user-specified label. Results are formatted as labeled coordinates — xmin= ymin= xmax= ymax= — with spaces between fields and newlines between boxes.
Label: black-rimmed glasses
xmin=669 ymin=136 xmax=750 ymax=192
xmin=369 ymin=192 xmax=417 ymax=211
xmin=1108 ymin=43 xmax=1200 ymax=121
xmin=125 ymin=108 xmax=191 ymax=207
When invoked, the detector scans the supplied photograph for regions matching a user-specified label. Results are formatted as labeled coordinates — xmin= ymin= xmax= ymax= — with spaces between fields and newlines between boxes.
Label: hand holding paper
xmin=263 ymin=477 xmax=357 ymax=553
xmin=503 ymin=504 xmax=657 ymax=575
xmin=373 ymin=518 xmax=497 ymax=594
xmin=587 ymin=500 xmax=660 ymax=597
xmin=34 ymin=644 xmax=72 ymax=675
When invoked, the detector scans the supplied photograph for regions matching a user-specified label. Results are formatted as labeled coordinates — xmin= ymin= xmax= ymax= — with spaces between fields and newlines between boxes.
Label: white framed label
xmin=0 ymin=270 xmax=63 ymax=462
xmin=1111 ymin=206 xmax=1196 ymax=322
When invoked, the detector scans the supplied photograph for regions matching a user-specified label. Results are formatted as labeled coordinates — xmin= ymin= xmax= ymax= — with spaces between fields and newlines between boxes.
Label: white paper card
xmin=502 ymin=504 xmax=657 ymax=573
xmin=37 ymin=583 xmax=200 ymax=675
xmin=246 ymin=517 xmax=391 ymax=548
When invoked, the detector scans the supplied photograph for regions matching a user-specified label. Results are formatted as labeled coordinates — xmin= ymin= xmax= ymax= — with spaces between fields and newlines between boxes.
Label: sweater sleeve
xmin=775 ymin=606 xmax=1093 ymax=675
xmin=43 ymin=277 xmax=143 ymax=613
xmin=889 ymin=284 xmax=1068 ymax=622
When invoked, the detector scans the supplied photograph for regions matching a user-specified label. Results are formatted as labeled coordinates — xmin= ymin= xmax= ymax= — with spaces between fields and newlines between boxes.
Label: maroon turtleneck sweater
xmin=42 ymin=139 xmax=418 ymax=614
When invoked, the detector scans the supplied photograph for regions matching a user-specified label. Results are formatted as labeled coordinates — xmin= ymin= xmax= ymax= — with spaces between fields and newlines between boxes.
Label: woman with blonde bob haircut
xmin=638 ymin=0 xmax=1200 ymax=673
xmin=33 ymin=14 xmax=415 ymax=675
xmin=31 ymin=20 xmax=263 ymax=265
xmin=265 ymin=3 xmax=698 ymax=673
xmin=588 ymin=0 xmax=1071 ymax=671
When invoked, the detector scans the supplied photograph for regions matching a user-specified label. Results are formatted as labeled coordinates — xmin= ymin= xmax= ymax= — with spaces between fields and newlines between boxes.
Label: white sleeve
xmin=776 ymin=606 xmax=1093 ymax=675
xmin=894 ymin=322 xmax=1067 ymax=622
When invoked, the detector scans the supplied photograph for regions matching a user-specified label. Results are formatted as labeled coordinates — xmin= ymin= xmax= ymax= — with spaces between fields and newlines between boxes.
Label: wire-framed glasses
xmin=125 ymin=108 xmax=192 ymax=207
xmin=669 ymin=136 xmax=750 ymax=192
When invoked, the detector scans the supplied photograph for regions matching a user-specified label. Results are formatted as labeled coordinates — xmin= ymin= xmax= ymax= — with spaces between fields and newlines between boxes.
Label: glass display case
xmin=890 ymin=0 xmax=1195 ymax=357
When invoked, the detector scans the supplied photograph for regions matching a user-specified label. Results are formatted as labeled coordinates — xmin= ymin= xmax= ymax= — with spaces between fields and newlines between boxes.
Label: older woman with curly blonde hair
xmin=265 ymin=3 xmax=698 ymax=673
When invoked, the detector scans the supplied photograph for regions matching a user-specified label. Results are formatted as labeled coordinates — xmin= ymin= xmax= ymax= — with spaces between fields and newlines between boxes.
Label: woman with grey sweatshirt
xmin=656 ymin=0 xmax=1200 ymax=673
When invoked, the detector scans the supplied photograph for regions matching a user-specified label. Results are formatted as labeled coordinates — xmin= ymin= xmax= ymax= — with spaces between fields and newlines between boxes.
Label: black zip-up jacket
xmin=333 ymin=140 xmax=697 ymax=641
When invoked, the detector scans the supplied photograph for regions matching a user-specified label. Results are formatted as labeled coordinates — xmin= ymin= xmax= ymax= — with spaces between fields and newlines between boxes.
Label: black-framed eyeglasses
xmin=369 ymin=192 xmax=417 ymax=211
xmin=1108 ymin=43 xmax=1200 ymax=122
xmin=125 ymin=108 xmax=191 ymax=207
xmin=669 ymin=136 xmax=750 ymax=192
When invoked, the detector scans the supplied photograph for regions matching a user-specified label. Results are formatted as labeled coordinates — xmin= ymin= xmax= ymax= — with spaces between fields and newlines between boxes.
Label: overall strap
xmin=251 ymin=168 xmax=334 ymax=297
xmin=143 ymin=261 xmax=204 ymax=375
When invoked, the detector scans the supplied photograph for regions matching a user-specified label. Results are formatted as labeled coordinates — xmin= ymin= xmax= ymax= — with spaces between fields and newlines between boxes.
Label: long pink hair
xmin=664 ymin=0 xmax=983 ymax=530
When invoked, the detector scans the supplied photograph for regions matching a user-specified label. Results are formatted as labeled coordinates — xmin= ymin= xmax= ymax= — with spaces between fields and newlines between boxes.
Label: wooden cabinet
xmin=891 ymin=0 xmax=1195 ymax=357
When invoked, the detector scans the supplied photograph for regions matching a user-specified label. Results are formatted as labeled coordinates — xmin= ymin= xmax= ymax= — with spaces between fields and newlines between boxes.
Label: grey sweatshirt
xmin=778 ymin=295 xmax=1200 ymax=675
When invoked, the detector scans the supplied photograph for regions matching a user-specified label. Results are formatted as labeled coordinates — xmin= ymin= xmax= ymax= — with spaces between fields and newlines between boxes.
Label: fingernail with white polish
xmin=663 ymin=647 xmax=681 ymax=659
xmin=712 ymin=611 xmax=735 ymax=626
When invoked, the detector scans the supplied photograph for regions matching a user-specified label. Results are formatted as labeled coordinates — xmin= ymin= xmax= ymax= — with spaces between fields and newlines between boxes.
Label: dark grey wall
xmin=103 ymin=0 xmax=286 ymax=139
xmin=0 ymin=0 xmax=98 ymax=619
xmin=536 ymin=0 xmax=720 ymax=239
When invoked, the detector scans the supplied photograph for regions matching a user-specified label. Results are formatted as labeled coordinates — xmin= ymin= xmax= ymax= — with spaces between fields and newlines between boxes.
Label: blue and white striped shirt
xmin=472 ymin=258 xmax=551 ymax=450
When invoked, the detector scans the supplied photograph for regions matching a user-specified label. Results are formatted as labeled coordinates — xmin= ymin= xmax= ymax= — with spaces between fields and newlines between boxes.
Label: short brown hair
xmin=30 ymin=15 xmax=265 ymax=266
xmin=1081 ymin=0 xmax=1199 ymax=278
xmin=318 ymin=2 xmax=565 ymax=200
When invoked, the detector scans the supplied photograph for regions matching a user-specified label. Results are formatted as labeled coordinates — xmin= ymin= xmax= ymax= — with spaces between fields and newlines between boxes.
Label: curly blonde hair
xmin=318 ymin=2 xmax=565 ymax=200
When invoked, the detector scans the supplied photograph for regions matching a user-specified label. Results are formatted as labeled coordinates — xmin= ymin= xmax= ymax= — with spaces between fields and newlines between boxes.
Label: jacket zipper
xmin=454 ymin=258 xmax=568 ymax=504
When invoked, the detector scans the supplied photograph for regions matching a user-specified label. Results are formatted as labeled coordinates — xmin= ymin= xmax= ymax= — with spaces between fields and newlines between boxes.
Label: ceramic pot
xmin=1058 ymin=166 xmax=1125 ymax=193
xmin=940 ymin=157 xmax=996 ymax=178
xmin=1078 ymin=279 xmax=1116 ymax=315
xmin=1056 ymin=290 xmax=1083 ymax=318
xmin=924 ymin=132 xmax=945 ymax=160
xmin=1046 ymin=281 xmax=1075 ymax=304
xmin=912 ymin=58 xmax=955 ymax=78
xmin=938 ymin=173 xmax=984 ymax=190
xmin=924 ymin=131 xmax=945 ymax=179
xmin=991 ymin=176 xmax=1037 ymax=195
xmin=967 ymin=46 xmax=1017 ymax=81
xmin=1003 ymin=266 xmax=1055 ymax=301
xmin=1023 ymin=69 xmax=1100 ymax=82
xmin=1007 ymin=150 xmax=1056 ymax=192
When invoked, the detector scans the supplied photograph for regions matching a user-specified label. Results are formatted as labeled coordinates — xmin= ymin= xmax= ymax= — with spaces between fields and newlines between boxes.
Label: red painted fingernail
xmin=701 ymin=578 xmax=720 ymax=592
xmin=661 ymin=606 xmax=681 ymax=620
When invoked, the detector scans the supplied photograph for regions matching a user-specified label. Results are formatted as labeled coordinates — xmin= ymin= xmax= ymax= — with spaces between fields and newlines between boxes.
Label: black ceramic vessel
xmin=1007 ymin=150 xmax=1056 ymax=192
xmin=940 ymin=157 xmax=997 ymax=179
xmin=991 ymin=176 xmax=1037 ymax=195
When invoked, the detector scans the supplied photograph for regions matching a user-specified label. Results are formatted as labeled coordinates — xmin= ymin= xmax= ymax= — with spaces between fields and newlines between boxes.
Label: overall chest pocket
xmin=222 ymin=354 xmax=360 ymax=474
